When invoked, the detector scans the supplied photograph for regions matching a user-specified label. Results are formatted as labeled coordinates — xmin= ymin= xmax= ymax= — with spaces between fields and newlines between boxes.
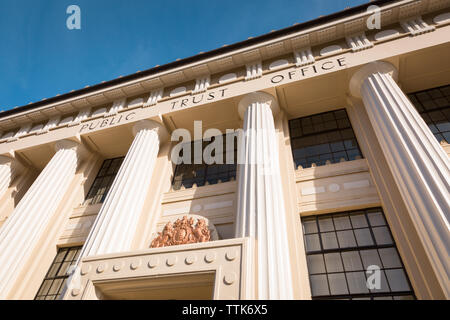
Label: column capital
xmin=238 ymin=91 xmax=280 ymax=120
xmin=0 ymin=151 xmax=25 ymax=175
xmin=0 ymin=154 xmax=14 ymax=166
xmin=54 ymin=139 xmax=89 ymax=161
xmin=132 ymin=119 xmax=168 ymax=143
xmin=349 ymin=61 xmax=398 ymax=98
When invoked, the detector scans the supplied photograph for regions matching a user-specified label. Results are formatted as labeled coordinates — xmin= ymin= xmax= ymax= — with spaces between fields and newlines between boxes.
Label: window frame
xmin=288 ymin=109 xmax=364 ymax=169
xmin=301 ymin=208 xmax=415 ymax=300
xmin=34 ymin=246 xmax=82 ymax=300
xmin=84 ymin=157 xmax=125 ymax=205
xmin=171 ymin=133 xmax=238 ymax=190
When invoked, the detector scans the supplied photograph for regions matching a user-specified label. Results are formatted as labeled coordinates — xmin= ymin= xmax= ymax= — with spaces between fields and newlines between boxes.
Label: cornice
xmin=0 ymin=0 xmax=448 ymax=140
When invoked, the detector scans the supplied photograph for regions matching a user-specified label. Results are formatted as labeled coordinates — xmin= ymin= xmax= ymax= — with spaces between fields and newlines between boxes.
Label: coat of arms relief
xmin=150 ymin=215 xmax=217 ymax=248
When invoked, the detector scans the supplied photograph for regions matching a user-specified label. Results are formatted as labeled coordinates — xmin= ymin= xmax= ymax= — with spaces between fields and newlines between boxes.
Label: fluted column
xmin=0 ymin=154 xmax=23 ymax=199
xmin=79 ymin=119 xmax=168 ymax=257
xmin=0 ymin=139 xmax=85 ymax=298
xmin=235 ymin=91 xmax=293 ymax=299
xmin=350 ymin=61 xmax=450 ymax=296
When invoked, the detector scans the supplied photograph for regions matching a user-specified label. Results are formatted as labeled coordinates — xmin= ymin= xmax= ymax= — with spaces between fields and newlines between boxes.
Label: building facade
xmin=0 ymin=0 xmax=448 ymax=300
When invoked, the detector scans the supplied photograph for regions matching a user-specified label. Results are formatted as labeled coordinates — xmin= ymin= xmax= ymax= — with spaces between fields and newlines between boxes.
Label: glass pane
xmin=393 ymin=295 xmax=414 ymax=300
xmin=385 ymin=269 xmax=411 ymax=292
xmin=373 ymin=296 xmax=393 ymax=300
xmin=342 ymin=251 xmax=363 ymax=271
xmin=354 ymin=228 xmax=374 ymax=247
xmin=350 ymin=213 xmax=368 ymax=228
xmin=48 ymin=279 xmax=63 ymax=295
xmin=372 ymin=227 xmax=393 ymax=245
xmin=303 ymin=219 xmax=318 ymax=234
xmin=360 ymin=249 xmax=382 ymax=270
xmin=333 ymin=215 xmax=351 ymax=230
xmin=324 ymin=253 xmax=343 ymax=273
xmin=307 ymin=254 xmax=326 ymax=274
xmin=37 ymin=280 xmax=52 ymax=296
xmin=367 ymin=211 xmax=386 ymax=226
xmin=54 ymin=249 xmax=68 ymax=263
xmin=337 ymin=230 xmax=357 ymax=248
xmin=305 ymin=234 xmax=321 ymax=252
xmin=328 ymin=273 xmax=349 ymax=295
xmin=57 ymin=262 xmax=71 ymax=277
xmin=346 ymin=271 xmax=369 ymax=294
xmin=310 ymin=275 xmax=330 ymax=296
xmin=321 ymin=232 xmax=339 ymax=250
xmin=379 ymin=248 xmax=402 ymax=268
xmin=46 ymin=263 xmax=61 ymax=278
xmin=318 ymin=217 xmax=334 ymax=232
xmin=369 ymin=270 xmax=390 ymax=293
xmin=65 ymin=249 xmax=77 ymax=262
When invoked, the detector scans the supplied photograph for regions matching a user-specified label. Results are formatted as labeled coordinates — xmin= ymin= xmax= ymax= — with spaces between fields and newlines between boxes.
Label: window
xmin=84 ymin=157 xmax=124 ymax=205
xmin=172 ymin=134 xmax=237 ymax=190
xmin=408 ymin=85 xmax=450 ymax=144
xmin=289 ymin=109 xmax=363 ymax=169
xmin=34 ymin=246 xmax=82 ymax=300
xmin=302 ymin=208 xmax=415 ymax=300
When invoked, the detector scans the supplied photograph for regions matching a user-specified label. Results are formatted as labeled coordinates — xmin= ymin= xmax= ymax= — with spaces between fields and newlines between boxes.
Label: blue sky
xmin=0 ymin=0 xmax=368 ymax=111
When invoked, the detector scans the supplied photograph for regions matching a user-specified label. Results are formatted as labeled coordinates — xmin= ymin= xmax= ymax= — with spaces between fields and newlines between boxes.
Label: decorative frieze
xmin=346 ymin=32 xmax=373 ymax=52
xmin=38 ymin=116 xmax=60 ymax=134
xmin=401 ymin=16 xmax=435 ymax=35
xmin=294 ymin=47 xmax=315 ymax=67
xmin=192 ymin=75 xmax=211 ymax=94
xmin=145 ymin=88 xmax=164 ymax=107
xmin=244 ymin=61 xmax=262 ymax=81
xmin=106 ymin=98 xmax=126 ymax=116
xmin=69 ymin=107 xmax=91 ymax=127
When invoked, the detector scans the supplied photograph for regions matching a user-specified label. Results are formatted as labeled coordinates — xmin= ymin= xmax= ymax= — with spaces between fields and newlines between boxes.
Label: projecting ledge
xmin=67 ymin=237 xmax=251 ymax=300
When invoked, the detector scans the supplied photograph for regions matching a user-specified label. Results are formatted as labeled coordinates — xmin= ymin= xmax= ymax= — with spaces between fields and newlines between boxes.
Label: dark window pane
xmin=410 ymin=85 xmax=450 ymax=145
xmin=289 ymin=109 xmax=363 ymax=169
xmin=385 ymin=269 xmax=411 ymax=292
xmin=172 ymin=133 xmax=237 ymax=189
xmin=305 ymin=234 xmax=321 ymax=252
xmin=346 ymin=271 xmax=369 ymax=294
xmin=379 ymin=248 xmax=402 ymax=268
xmin=360 ymin=249 xmax=382 ymax=270
xmin=307 ymin=254 xmax=326 ymax=274
xmin=321 ymin=232 xmax=339 ymax=250
xmin=324 ymin=253 xmax=344 ymax=273
xmin=354 ymin=228 xmax=374 ymax=247
xmin=337 ymin=230 xmax=357 ymax=248
xmin=302 ymin=219 xmax=318 ymax=234
xmin=372 ymin=226 xmax=393 ymax=245
xmin=367 ymin=210 xmax=386 ymax=226
xmin=333 ymin=215 xmax=351 ymax=230
xmin=369 ymin=270 xmax=390 ymax=293
xmin=318 ymin=217 xmax=334 ymax=232
xmin=84 ymin=157 xmax=124 ymax=205
xmin=310 ymin=275 xmax=330 ymax=296
xmin=342 ymin=251 xmax=363 ymax=271
xmin=302 ymin=208 xmax=414 ymax=300
xmin=350 ymin=213 xmax=368 ymax=228
xmin=35 ymin=246 xmax=82 ymax=300
xmin=328 ymin=273 xmax=349 ymax=295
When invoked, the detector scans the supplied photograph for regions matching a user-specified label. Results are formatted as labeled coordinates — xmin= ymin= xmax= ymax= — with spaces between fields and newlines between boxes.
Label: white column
xmin=0 ymin=139 xmax=85 ymax=298
xmin=350 ymin=61 xmax=450 ymax=295
xmin=235 ymin=91 xmax=294 ymax=299
xmin=0 ymin=154 xmax=23 ymax=199
xmin=79 ymin=119 xmax=168 ymax=257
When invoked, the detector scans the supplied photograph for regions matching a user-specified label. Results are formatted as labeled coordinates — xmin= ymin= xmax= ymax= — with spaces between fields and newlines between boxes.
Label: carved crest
xmin=150 ymin=216 xmax=211 ymax=248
